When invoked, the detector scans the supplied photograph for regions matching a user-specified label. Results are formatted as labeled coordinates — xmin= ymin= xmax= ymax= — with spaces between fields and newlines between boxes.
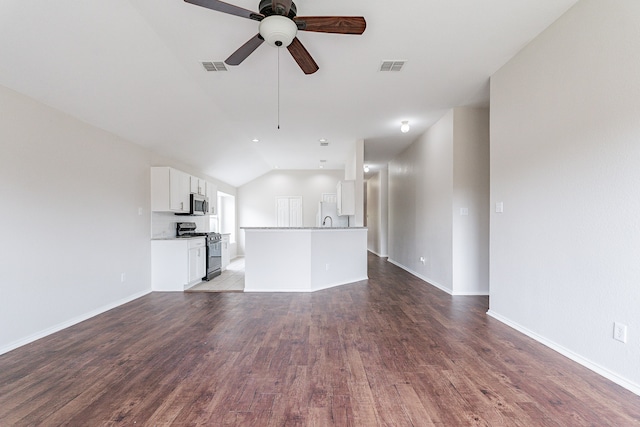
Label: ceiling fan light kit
xmin=184 ymin=0 xmax=366 ymax=74
xmin=259 ymin=15 xmax=297 ymax=47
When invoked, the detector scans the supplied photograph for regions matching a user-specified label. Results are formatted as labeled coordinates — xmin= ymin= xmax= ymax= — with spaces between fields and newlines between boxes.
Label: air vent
xmin=320 ymin=141 xmax=329 ymax=147
xmin=379 ymin=60 xmax=406 ymax=72
xmin=320 ymin=159 xmax=327 ymax=163
xmin=202 ymin=61 xmax=228 ymax=72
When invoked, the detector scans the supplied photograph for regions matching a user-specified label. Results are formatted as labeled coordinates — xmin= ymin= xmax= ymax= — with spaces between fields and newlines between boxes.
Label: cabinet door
xmin=206 ymin=182 xmax=218 ymax=215
xmin=196 ymin=247 xmax=206 ymax=279
xmin=190 ymin=176 xmax=206 ymax=196
xmin=337 ymin=181 xmax=355 ymax=216
xmin=170 ymin=169 xmax=191 ymax=213
xmin=188 ymin=247 xmax=202 ymax=284
xmin=221 ymin=236 xmax=230 ymax=270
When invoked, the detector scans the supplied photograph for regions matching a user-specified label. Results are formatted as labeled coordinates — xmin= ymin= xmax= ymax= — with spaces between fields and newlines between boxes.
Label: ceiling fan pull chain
xmin=277 ymin=47 xmax=281 ymax=130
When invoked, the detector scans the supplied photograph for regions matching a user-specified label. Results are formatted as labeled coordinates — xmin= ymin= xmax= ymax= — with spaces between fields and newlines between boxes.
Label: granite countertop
xmin=151 ymin=236 xmax=206 ymax=241
xmin=241 ymin=227 xmax=367 ymax=230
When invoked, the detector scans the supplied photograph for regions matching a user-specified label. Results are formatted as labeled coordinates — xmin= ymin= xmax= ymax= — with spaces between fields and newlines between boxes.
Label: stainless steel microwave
xmin=189 ymin=193 xmax=208 ymax=215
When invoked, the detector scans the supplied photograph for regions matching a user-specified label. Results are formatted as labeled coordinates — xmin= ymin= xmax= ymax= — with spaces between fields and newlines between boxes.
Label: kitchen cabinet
xmin=151 ymin=238 xmax=205 ymax=291
xmin=221 ymin=234 xmax=230 ymax=270
xmin=207 ymin=181 xmax=218 ymax=215
xmin=190 ymin=176 xmax=207 ymax=196
xmin=189 ymin=240 xmax=206 ymax=283
xmin=336 ymin=180 xmax=355 ymax=216
xmin=151 ymin=167 xmax=190 ymax=214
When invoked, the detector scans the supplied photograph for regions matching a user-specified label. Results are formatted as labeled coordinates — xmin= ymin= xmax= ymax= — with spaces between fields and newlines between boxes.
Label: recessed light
xmin=252 ymin=138 xmax=259 ymax=143
xmin=319 ymin=138 xmax=327 ymax=143
xmin=319 ymin=165 xmax=324 ymax=169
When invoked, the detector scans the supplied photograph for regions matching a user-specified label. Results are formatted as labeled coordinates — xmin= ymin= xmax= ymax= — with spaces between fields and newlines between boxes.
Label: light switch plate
xmin=496 ymin=202 xmax=504 ymax=213
xmin=614 ymin=322 xmax=627 ymax=343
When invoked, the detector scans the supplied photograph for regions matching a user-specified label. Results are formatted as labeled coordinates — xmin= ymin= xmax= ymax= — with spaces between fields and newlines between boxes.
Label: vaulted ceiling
xmin=0 ymin=0 xmax=579 ymax=186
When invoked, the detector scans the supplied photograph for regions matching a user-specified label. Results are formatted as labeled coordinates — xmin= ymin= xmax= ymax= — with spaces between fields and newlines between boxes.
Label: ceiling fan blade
xmin=287 ymin=37 xmax=319 ymax=75
xmin=225 ymin=34 xmax=264 ymax=66
xmin=271 ymin=0 xmax=292 ymax=16
xmin=184 ymin=0 xmax=263 ymax=21
xmin=295 ymin=16 xmax=366 ymax=35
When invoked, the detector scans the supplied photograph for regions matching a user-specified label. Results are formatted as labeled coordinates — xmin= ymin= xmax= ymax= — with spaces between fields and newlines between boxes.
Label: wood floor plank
xmin=1 ymin=253 xmax=640 ymax=425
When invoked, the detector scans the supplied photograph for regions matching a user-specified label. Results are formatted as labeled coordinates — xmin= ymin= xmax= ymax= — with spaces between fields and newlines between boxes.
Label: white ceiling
xmin=0 ymin=0 xmax=579 ymax=187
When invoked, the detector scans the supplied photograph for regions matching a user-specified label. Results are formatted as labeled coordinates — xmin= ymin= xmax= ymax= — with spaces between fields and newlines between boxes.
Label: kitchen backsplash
xmin=152 ymin=212 xmax=211 ymax=238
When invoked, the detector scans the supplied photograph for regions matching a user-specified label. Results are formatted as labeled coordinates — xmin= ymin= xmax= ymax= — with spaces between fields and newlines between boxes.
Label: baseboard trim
xmin=245 ymin=276 xmax=370 ymax=293
xmin=387 ymin=258 xmax=454 ymax=295
xmin=0 ymin=289 xmax=151 ymax=356
xmin=367 ymin=249 xmax=388 ymax=258
xmin=487 ymin=310 xmax=640 ymax=397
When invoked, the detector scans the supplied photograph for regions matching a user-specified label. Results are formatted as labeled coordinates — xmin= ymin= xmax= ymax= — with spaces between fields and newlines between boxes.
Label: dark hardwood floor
xmin=1 ymin=253 xmax=640 ymax=426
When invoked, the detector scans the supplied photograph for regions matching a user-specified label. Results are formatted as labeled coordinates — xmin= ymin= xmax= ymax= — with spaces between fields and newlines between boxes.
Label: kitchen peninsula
xmin=242 ymin=227 xmax=367 ymax=292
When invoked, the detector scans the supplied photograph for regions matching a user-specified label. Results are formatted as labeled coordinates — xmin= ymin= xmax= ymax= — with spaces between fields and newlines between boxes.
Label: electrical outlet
xmin=613 ymin=322 xmax=627 ymax=343
xmin=419 ymin=256 xmax=425 ymax=265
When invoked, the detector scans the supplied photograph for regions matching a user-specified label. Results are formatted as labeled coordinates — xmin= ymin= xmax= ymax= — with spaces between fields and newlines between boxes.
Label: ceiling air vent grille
xmin=320 ymin=141 xmax=329 ymax=147
xmin=379 ymin=60 xmax=406 ymax=72
xmin=202 ymin=61 xmax=228 ymax=72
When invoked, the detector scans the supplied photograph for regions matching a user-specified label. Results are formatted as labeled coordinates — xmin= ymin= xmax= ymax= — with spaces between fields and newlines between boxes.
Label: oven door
xmin=204 ymin=240 xmax=222 ymax=280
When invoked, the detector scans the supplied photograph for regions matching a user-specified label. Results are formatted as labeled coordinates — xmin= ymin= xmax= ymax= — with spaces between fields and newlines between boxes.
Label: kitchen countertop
xmin=151 ymin=236 xmax=206 ymax=241
xmin=241 ymin=227 xmax=366 ymax=230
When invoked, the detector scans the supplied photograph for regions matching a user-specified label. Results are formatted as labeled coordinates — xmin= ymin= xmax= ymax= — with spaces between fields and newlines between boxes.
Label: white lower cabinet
xmin=189 ymin=242 xmax=206 ymax=284
xmin=221 ymin=234 xmax=230 ymax=271
xmin=152 ymin=238 xmax=205 ymax=291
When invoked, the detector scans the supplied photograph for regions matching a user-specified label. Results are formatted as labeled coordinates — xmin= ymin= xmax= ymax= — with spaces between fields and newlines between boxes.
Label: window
xmin=218 ymin=192 xmax=236 ymax=243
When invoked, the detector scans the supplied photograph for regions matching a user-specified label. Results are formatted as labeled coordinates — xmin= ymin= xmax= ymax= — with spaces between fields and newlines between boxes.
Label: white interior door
xmin=276 ymin=196 xmax=303 ymax=227
xmin=288 ymin=197 xmax=303 ymax=227
xmin=322 ymin=193 xmax=337 ymax=203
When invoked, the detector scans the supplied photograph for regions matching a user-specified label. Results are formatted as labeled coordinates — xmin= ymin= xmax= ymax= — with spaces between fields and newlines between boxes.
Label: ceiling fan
xmin=184 ymin=0 xmax=367 ymax=74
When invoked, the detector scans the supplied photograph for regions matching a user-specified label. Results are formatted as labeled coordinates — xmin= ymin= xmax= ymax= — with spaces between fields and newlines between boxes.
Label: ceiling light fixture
xmin=363 ymin=165 xmax=370 ymax=173
xmin=252 ymin=138 xmax=259 ymax=143
xmin=400 ymin=121 xmax=410 ymax=133
xmin=259 ymin=15 xmax=298 ymax=48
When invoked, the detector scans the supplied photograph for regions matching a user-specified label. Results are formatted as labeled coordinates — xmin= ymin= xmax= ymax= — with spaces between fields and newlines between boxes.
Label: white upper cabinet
xmin=337 ymin=180 xmax=355 ymax=216
xmin=152 ymin=166 xmax=219 ymax=215
xmin=151 ymin=167 xmax=190 ymax=213
xmin=206 ymin=181 xmax=218 ymax=215
xmin=190 ymin=176 xmax=206 ymax=196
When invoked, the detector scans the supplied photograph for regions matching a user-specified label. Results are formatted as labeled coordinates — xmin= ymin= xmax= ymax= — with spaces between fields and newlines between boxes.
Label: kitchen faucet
xmin=322 ymin=216 xmax=333 ymax=227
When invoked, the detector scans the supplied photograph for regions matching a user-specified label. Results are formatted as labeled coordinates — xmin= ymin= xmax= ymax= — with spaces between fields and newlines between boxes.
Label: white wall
xmin=388 ymin=107 xmax=489 ymax=295
xmin=344 ymin=139 xmax=366 ymax=227
xmin=366 ymin=168 xmax=389 ymax=257
xmin=489 ymin=0 xmax=640 ymax=393
xmin=389 ymin=111 xmax=455 ymax=292
xmin=236 ymin=169 xmax=344 ymax=254
xmin=453 ymin=108 xmax=490 ymax=294
xmin=366 ymin=173 xmax=380 ymax=253
xmin=0 ymin=84 xmax=151 ymax=353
